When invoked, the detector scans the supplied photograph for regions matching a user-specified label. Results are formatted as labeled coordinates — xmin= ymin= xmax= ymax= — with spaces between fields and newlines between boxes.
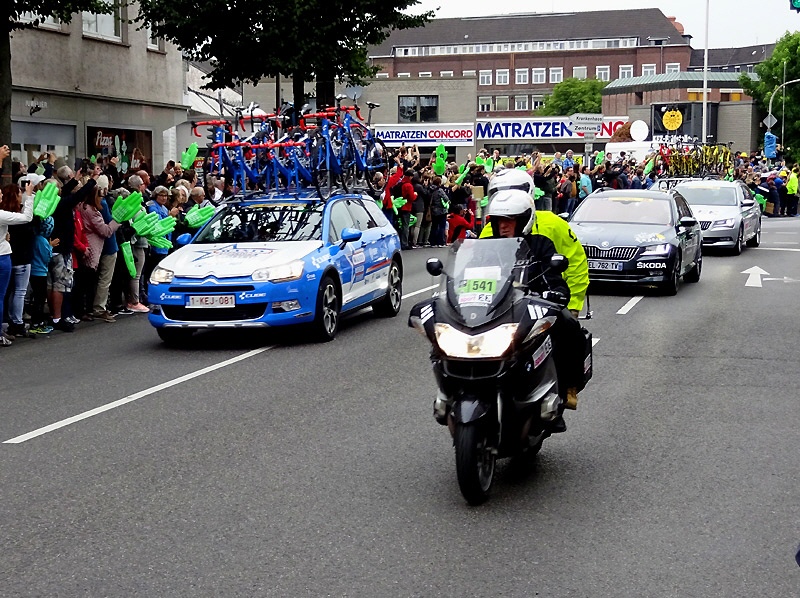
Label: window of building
xmin=83 ymin=1 xmax=123 ymax=40
xmin=398 ymin=96 xmax=438 ymax=122
xmin=721 ymin=88 xmax=744 ymax=102
xmin=146 ymin=25 xmax=162 ymax=50
xmin=515 ymin=68 xmax=529 ymax=85
xmin=549 ymin=67 xmax=563 ymax=84
xmin=595 ymin=66 xmax=610 ymax=81
xmin=440 ymin=70 xmax=453 ymax=77
xmin=747 ymin=64 xmax=754 ymax=73
xmin=572 ymin=66 xmax=587 ymax=80
xmin=733 ymin=65 xmax=741 ymax=72
xmin=462 ymin=70 xmax=476 ymax=77
xmin=478 ymin=96 xmax=492 ymax=112
xmin=19 ymin=12 xmax=61 ymax=28
xmin=495 ymin=96 xmax=509 ymax=111
xmin=514 ymin=96 xmax=529 ymax=111
xmin=665 ymin=63 xmax=680 ymax=74
xmin=418 ymin=72 xmax=432 ymax=78
xmin=496 ymin=69 xmax=509 ymax=85
xmin=642 ymin=64 xmax=657 ymax=76
xmin=532 ymin=68 xmax=546 ymax=84
xmin=532 ymin=95 xmax=545 ymax=110
xmin=619 ymin=65 xmax=634 ymax=79
xmin=687 ymin=89 xmax=704 ymax=101
xmin=479 ymin=70 xmax=492 ymax=85
xmin=397 ymin=72 xmax=410 ymax=78
xmin=375 ymin=73 xmax=389 ymax=79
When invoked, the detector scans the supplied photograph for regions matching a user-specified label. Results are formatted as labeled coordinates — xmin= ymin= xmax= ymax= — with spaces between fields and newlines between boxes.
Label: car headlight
xmin=712 ymin=218 xmax=736 ymax=228
xmin=642 ymin=243 xmax=671 ymax=256
xmin=150 ymin=266 xmax=174 ymax=284
xmin=252 ymin=260 xmax=304 ymax=282
xmin=434 ymin=323 xmax=517 ymax=359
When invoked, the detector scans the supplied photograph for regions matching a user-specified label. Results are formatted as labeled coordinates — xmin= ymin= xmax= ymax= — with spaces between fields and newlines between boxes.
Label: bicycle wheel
xmin=364 ymin=137 xmax=389 ymax=192
xmin=310 ymin=132 xmax=334 ymax=199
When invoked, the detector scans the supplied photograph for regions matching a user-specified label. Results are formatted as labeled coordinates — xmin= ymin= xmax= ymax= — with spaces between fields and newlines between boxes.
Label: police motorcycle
xmin=409 ymin=237 xmax=590 ymax=505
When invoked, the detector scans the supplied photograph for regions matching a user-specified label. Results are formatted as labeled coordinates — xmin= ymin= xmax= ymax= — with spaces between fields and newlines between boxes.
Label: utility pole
xmin=701 ymin=0 xmax=710 ymax=144
xmin=782 ymin=60 xmax=786 ymax=144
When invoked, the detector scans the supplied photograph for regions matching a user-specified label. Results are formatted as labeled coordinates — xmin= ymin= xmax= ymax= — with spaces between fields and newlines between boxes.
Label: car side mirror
xmin=176 ymin=233 xmax=192 ymax=247
xmin=426 ymin=258 xmax=444 ymax=276
xmin=340 ymin=227 xmax=362 ymax=246
xmin=549 ymin=253 xmax=569 ymax=273
xmin=742 ymin=199 xmax=755 ymax=207
xmin=679 ymin=216 xmax=698 ymax=228
xmin=557 ymin=212 xmax=570 ymax=221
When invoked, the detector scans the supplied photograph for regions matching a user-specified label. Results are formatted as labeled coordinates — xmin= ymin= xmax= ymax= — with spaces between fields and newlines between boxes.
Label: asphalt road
xmin=1 ymin=220 xmax=799 ymax=597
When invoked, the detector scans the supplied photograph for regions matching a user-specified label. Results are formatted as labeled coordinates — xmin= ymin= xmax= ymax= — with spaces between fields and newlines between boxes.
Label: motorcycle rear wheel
xmin=454 ymin=422 xmax=495 ymax=506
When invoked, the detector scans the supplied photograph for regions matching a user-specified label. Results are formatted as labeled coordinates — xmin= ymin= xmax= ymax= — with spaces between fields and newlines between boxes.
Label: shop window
xmin=478 ymin=96 xmax=492 ymax=112
xmin=83 ymin=1 xmax=124 ymax=41
xmin=495 ymin=96 xmax=509 ymax=111
xmin=398 ymin=96 xmax=438 ymax=123
xmin=572 ymin=66 xmax=587 ymax=80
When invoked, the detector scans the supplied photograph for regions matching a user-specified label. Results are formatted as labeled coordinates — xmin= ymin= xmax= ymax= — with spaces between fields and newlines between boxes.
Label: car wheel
xmin=684 ymin=247 xmax=702 ymax=283
xmin=746 ymin=223 xmax=761 ymax=247
xmin=311 ymin=275 xmax=340 ymax=342
xmin=372 ymin=260 xmax=403 ymax=317
xmin=662 ymin=251 xmax=682 ymax=296
xmin=157 ymin=328 xmax=194 ymax=347
xmin=732 ymin=226 xmax=743 ymax=255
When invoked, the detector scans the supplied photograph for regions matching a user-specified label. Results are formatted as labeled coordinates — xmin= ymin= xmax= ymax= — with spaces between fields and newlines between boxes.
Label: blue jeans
xmin=7 ymin=264 xmax=31 ymax=325
xmin=0 ymin=254 xmax=12 ymax=326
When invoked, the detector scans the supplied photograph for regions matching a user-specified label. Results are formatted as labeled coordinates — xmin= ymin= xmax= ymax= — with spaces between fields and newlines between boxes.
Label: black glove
xmin=542 ymin=290 xmax=568 ymax=306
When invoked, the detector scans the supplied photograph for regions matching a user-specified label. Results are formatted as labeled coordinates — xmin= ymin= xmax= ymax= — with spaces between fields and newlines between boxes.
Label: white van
xmin=603 ymin=141 xmax=660 ymax=163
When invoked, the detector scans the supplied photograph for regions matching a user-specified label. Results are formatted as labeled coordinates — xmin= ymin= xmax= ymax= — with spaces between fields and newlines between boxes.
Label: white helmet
xmin=487 ymin=168 xmax=536 ymax=201
xmin=485 ymin=189 xmax=535 ymax=236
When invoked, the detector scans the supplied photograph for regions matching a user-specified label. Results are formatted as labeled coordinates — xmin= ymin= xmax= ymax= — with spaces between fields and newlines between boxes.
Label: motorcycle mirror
xmin=549 ymin=253 xmax=569 ymax=273
xmin=426 ymin=258 xmax=444 ymax=277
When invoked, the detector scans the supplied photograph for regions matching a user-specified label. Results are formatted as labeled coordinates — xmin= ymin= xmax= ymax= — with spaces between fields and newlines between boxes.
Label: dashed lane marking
xmin=617 ymin=296 xmax=644 ymax=315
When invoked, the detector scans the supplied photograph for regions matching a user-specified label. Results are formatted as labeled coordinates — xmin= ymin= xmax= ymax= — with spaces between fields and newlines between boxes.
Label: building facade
xmin=10 ymin=7 xmax=187 ymax=175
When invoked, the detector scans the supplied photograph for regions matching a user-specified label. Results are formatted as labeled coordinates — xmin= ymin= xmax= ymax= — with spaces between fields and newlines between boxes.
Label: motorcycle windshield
xmin=441 ymin=237 xmax=529 ymax=327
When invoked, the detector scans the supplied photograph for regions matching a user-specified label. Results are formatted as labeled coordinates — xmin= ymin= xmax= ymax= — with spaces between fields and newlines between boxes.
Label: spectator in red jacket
xmin=398 ymin=168 xmax=416 ymax=250
xmin=447 ymin=204 xmax=475 ymax=244
xmin=383 ymin=165 xmax=404 ymax=226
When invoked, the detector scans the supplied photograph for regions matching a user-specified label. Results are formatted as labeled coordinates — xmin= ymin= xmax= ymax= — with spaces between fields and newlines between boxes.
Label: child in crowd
xmin=29 ymin=217 xmax=59 ymax=334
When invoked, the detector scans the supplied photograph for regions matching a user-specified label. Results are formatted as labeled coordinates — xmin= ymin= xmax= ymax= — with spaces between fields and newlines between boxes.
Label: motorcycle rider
xmin=484 ymin=188 xmax=589 ymax=431
xmin=480 ymin=169 xmax=589 ymax=319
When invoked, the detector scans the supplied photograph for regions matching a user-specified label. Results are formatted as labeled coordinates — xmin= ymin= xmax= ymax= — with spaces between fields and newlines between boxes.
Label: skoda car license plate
xmin=588 ymin=260 xmax=623 ymax=271
xmin=186 ymin=294 xmax=236 ymax=308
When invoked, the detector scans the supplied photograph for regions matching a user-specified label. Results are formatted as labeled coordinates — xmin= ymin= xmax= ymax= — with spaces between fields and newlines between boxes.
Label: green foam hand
xmin=534 ymin=188 xmax=544 ymax=199
xmin=147 ymin=216 xmax=177 ymax=239
xmin=433 ymin=158 xmax=446 ymax=176
xmin=185 ymin=204 xmax=215 ymax=228
xmin=485 ymin=158 xmax=495 ymax=172
xmin=392 ymin=197 xmax=407 ymax=214
xmin=595 ymin=151 xmax=605 ymax=166
xmin=480 ymin=197 xmax=489 ymax=208
xmin=112 ymin=191 xmax=143 ymax=223
xmin=33 ymin=182 xmax=61 ymax=219
xmin=475 ymin=156 xmax=484 ymax=166
xmin=643 ymin=158 xmax=654 ymax=176
xmin=132 ymin=211 xmax=159 ymax=237
xmin=409 ymin=214 xmax=418 ymax=228
xmin=147 ymin=235 xmax=173 ymax=250
xmin=435 ymin=143 xmax=447 ymax=163
xmin=120 ymin=241 xmax=136 ymax=277
xmin=456 ymin=170 xmax=469 ymax=185
xmin=181 ymin=142 xmax=199 ymax=170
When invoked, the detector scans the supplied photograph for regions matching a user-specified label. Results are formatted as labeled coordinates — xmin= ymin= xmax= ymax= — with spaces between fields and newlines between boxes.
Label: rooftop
xmin=689 ymin=44 xmax=775 ymax=68
xmin=602 ymin=72 xmax=759 ymax=95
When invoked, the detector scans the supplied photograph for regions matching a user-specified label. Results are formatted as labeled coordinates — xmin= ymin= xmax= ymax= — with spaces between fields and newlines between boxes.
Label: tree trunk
xmin=0 ymin=18 xmax=13 ymax=185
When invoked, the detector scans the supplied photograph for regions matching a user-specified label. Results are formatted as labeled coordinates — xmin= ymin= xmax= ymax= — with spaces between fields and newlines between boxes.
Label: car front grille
xmin=584 ymin=245 xmax=639 ymax=260
xmin=168 ymin=285 xmax=255 ymax=293
xmin=162 ymin=304 xmax=268 ymax=322
xmin=700 ymin=221 xmax=712 ymax=230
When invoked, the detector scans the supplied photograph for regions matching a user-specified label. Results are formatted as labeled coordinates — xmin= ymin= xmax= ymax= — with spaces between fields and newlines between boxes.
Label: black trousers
xmin=550 ymin=308 xmax=589 ymax=393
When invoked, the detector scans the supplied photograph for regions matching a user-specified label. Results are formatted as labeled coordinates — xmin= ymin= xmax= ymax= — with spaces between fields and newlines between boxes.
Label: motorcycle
xmin=409 ymin=237 xmax=592 ymax=505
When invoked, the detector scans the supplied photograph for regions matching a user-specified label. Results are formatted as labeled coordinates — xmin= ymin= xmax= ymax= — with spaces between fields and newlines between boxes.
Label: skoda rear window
xmin=675 ymin=185 xmax=738 ymax=206
xmin=573 ymin=196 xmax=673 ymax=226
xmin=195 ymin=203 xmax=324 ymax=243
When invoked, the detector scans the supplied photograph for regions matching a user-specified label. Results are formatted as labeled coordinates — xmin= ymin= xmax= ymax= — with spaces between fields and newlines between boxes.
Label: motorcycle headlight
xmin=712 ymin=218 xmax=736 ymax=228
xmin=642 ymin=243 xmax=671 ymax=256
xmin=252 ymin=260 xmax=304 ymax=282
xmin=150 ymin=266 xmax=174 ymax=284
xmin=434 ymin=323 xmax=517 ymax=359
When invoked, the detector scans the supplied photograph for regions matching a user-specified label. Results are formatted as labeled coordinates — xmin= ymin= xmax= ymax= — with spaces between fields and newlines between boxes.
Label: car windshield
xmin=675 ymin=185 xmax=738 ymax=206
xmin=572 ymin=195 xmax=673 ymax=226
xmin=194 ymin=202 xmax=324 ymax=244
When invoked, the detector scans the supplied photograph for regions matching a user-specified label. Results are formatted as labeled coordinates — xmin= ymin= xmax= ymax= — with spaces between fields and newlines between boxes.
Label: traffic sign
xmin=763 ymin=114 xmax=778 ymax=129
xmin=570 ymin=113 xmax=604 ymax=133
xmin=582 ymin=132 xmax=597 ymax=141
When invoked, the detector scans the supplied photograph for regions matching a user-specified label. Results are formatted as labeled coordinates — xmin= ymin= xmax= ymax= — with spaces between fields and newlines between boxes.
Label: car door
xmin=673 ymin=193 xmax=700 ymax=271
xmin=326 ymin=200 xmax=359 ymax=308
xmin=739 ymin=184 xmax=760 ymax=239
xmin=344 ymin=198 xmax=384 ymax=301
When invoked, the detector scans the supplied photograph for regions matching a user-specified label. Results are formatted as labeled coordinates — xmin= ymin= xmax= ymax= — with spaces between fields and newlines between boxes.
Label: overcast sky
xmin=411 ymin=0 xmax=798 ymax=48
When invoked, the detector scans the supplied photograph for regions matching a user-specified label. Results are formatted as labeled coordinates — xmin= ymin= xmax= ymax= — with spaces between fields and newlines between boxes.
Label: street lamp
xmin=701 ymin=0 xmax=710 ymax=146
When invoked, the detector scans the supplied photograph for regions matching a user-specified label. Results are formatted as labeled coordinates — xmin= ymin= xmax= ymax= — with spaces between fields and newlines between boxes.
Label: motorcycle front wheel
xmin=454 ymin=422 xmax=496 ymax=505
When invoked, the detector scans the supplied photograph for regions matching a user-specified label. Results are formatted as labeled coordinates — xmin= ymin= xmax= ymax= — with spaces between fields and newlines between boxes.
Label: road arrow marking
xmin=741 ymin=266 xmax=770 ymax=287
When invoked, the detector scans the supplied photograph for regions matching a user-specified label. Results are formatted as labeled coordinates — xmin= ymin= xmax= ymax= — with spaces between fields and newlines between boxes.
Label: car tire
xmin=662 ymin=251 xmax=682 ymax=296
xmin=731 ymin=226 xmax=744 ymax=255
xmin=311 ymin=275 xmax=341 ymax=342
xmin=372 ymin=260 xmax=403 ymax=317
xmin=746 ymin=223 xmax=761 ymax=247
xmin=684 ymin=247 xmax=702 ymax=283
xmin=157 ymin=328 xmax=194 ymax=347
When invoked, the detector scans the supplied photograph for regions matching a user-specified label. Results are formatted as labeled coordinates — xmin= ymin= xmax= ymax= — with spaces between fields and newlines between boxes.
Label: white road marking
xmin=741 ymin=266 xmax=769 ymax=287
xmin=757 ymin=247 xmax=800 ymax=252
xmin=4 ymin=347 xmax=274 ymax=444
xmin=773 ymin=241 xmax=800 ymax=245
xmin=617 ymin=296 xmax=643 ymax=315
xmin=592 ymin=338 xmax=600 ymax=347
xmin=774 ymin=232 xmax=797 ymax=235
xmin=402 ymin=284 xmax=438 ymax=299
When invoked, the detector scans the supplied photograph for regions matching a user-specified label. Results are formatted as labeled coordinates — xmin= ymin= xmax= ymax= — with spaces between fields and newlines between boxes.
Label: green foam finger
xmin=112 ymin=191 xmax=143 ymax=223
xmin=181 ymin=142 xmax=199 ymax=170
xmin=33 ymin=183 xmax=61 ymax=219
xmin=132 ymin=211 xmax=159 ymax=236
xmin=147 ymin=235 xmax=173 ymax=250
xmin=121 ymin=241 xmax=136 ymax=277
xmin=149 ymin=216 xmax=177 ymax=238
xmin=480 ymin=198 xmax=489 ymax=208
xmin=185 ymin=205 xmax=215 ymax=228
xmin=409 ymin=214 xmax=418 ymax=228
xmin=392 ymin=197 xmax=407 ymax=209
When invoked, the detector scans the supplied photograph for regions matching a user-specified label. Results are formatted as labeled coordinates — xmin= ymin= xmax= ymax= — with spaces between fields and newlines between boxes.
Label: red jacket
xmin=447 ymin=211 xmax=474 ymax=243
xmin=383 ymin=170 xmax=404 ymax=210
xmin=400 ymin=177 xmax=416 ymax=212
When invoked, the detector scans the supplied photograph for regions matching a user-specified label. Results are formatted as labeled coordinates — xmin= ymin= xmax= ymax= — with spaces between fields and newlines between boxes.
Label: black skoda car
xmin=569 ymin=188 xmax=703 ymax=295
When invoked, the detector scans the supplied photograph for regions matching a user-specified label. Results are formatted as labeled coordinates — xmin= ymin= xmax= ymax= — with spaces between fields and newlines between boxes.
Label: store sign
xmin=373 ymin=123 xmax=475 ymax=146
xmin=86 ymin=126 xmax=153 ymax=173
xmin=476 ymin=117 xmax=628 ymax=141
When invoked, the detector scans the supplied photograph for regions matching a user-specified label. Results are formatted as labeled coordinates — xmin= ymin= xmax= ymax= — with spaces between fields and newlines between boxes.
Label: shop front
xmin=372 ymin=122 xmax=475 ymax=163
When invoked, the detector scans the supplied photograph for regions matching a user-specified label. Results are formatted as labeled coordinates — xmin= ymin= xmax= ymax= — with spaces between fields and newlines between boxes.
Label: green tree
xmin=1 ymin=1 xmax=111 ymax=182
xmin=535 ymin=78 xmax=607 ymax=117
xmin=740 ymin=31 xmax=800 ymax=159
xmin=137 ymin=0 xmax=432 ymax=110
